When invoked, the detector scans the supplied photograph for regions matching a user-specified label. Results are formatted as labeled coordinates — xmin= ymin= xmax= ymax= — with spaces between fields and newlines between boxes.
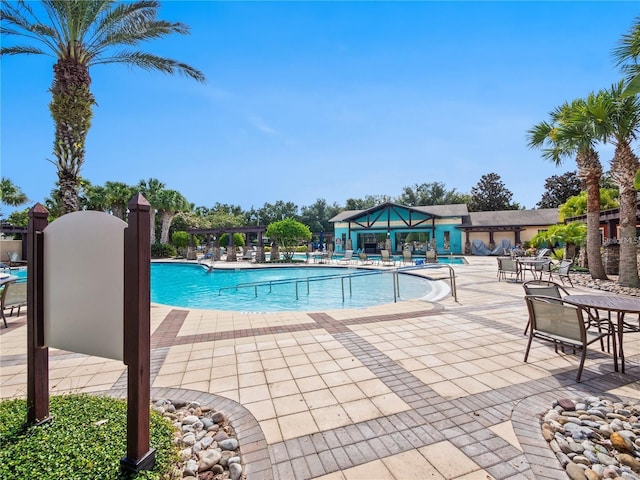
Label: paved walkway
xmin=1 ymin=257 xmax=639 ymax=479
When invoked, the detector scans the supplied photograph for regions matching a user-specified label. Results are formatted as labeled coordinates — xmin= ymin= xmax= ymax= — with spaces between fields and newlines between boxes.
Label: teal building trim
xmin=330 ymin=202 xmax=466 ymax=255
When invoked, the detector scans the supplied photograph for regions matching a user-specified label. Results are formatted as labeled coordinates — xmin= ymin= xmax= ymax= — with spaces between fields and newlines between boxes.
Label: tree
xmin=171 ymin=230 xmax=190 ymax=257
xmin=592 ymin=82 xmax=640 ymax=287
xmin=468 ymin=173 xmax=517 ymax=212
xmin=137 ymin=178 xmax=166 ymax=245
xmin=265 ymin=218 xmax=312 ymax=262
xmin=614 ymin=16 xmax=640 ymax=97
xmin=103 ymin=181 xmax=136 ymax=220
xmin=1 ymin=0 xmax=205 ymax=214
xmin=530 ymin=221 xmax=587 ymax=261
xmin=156 ymin=189 xmax=190 ymax=244
xmin=527 ymin=96 xmax=608 ymax=280
xmin=0 ymin=178 xmax=29 ymax=213
xmin=257 ymin=201 xmax=299 ymax=225
xmin=559 ymin=189 xmax=619 ymax=221
xmin=396 ymin=182 xmax=470 ymax=206
xmin=299 ymin=198 xmax=341 ymax=233
xmin=536 ymin=171 xmax=583 ymax=208
xmin=344 ymin=194 xmax=392 ymax=210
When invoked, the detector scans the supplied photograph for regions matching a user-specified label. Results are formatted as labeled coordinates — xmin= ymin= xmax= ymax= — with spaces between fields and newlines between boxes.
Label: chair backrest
xmin=525 ymin=295 xmax=585 ymax=342
xmin=3 ymin=281 xmax=26 ymax=310
xmin=343 ymin=249 xmax=353 ymax=260
xmin=359 ymin=252 xmax=368 ymax=261
xmin=499 ymin=257 xmax=518 ymax=272
xmin=403 ymin=250 xmax=412 ymax=261
xmin=381 ymin=250 xmax=390 ymax=259
xmin=523 ymin=280 xmax=567 ymax=301
xmin=558 ymin=260 xmax=573 ymax=275
xmin=536 ymin=248 xmax=550 ymax=259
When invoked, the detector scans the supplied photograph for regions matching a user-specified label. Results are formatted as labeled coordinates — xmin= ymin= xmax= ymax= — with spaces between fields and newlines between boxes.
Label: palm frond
xmin=0 ymin=45 xmax=49 ymax=56
xmin=94 ymin=51 xmax=205 ymax=82
xmin=613 ymin=16 xmax=640 ymax=66
xmin=622 ymin=74 xmax=640 ymax=97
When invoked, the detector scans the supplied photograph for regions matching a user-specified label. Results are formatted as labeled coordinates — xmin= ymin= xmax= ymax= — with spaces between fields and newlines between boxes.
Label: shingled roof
xmin=329 ymin=203 xmax=469 ymax=222
xmin=461 ymin=208 xmax=559 ymax=228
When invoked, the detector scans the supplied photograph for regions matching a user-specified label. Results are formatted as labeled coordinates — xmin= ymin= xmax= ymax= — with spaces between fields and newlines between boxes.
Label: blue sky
xmin=1 ymin=1 xmax=638 ymax=216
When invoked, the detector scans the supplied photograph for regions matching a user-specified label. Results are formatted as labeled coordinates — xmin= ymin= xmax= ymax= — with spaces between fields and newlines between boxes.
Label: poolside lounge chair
xmin=380 ymin=250 xmax=395 ymax=266
xmin=339 ymin=250 xmax=354 ymax=264
xmin=523 ymin=295 xmax=617 ymax=382
xmin=1 ymin=280 xmax=27 ymax=328
xmin=402 ymin=250 xmax=413 ymax=266
xmin=358 ymin=252 xmax=373 ymax=265
xmin=6 ymin=251 xmax=27 ymax=267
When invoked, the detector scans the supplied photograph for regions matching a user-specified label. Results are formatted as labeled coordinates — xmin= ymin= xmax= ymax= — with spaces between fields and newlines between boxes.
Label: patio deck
xmin=1 ymin=256 xmax=638 ymax=479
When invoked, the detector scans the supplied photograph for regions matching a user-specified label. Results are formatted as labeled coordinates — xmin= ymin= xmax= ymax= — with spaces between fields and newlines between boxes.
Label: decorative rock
xmin=183 ymin=459 xmax=198 ymax=477
xmin=150 ymin=398 xmax=243 ymax=480
xmin=220 ymin=438 xmax=239 ymax=451
xmin=566 ymin=462 xmax=588 ymax=480
xmin=618 ymin=453 xmax=640 ymax=472
xmin=542 ymin=397 xmax=640 ymax=480
xmin=559 ymin=398 xmax=577 ymax=411
xmin=198 ymin=449 xmax=222 ymax=472
xmin=211 ymin=411 xmax=226 ymax=424
xmin=611 ymin=432 xmax=634 ymax=453
xmin=229 ymin=462 xmax=243 ymax=480
xmin=182 ymin=415 xmax=200 ymax=425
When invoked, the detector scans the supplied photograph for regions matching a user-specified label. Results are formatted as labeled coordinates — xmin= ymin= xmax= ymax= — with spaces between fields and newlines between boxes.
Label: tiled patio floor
xmin=1 ymin=257 xmax=639 ymax=479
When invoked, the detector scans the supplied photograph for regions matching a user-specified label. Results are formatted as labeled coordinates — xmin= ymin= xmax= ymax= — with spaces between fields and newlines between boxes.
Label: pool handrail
xmin=217 ymin=264 xmax=457 ymax=303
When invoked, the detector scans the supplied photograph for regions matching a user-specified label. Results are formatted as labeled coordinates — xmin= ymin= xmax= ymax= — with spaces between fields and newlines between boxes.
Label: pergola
xmin=186 ymin=226 xmax=267 ymax=262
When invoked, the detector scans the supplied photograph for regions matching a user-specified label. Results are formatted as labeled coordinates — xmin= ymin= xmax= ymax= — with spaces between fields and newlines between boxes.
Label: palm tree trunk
xmin=49 ymin=58 xmax=94 ymax=214
xmin=578 ymin=152 xmax=608 ymax=280
xmin=612 ymin=142 xmax=640 ymax=287
xmin=159 ymin=212 xmax=174 ymax=244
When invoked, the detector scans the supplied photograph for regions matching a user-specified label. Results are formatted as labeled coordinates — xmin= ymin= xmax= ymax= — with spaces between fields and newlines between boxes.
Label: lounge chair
xmin=523 ymin=295 xmax=617 ymax=382
xmin=402 ymin=250 xmax=413 ymax=266
xmin=1 ymin=280 xmax=27 ymax=328
xmin=380 ymin=250 xmax=395 ymax=266
xmin=358 ymin=252 xmax=373 ymax=265
xmin=339 ymin=249 xmax=354 ymax=264
xmin=241 ymin=249 xmax=255 ymax=261
xmin=6 ymin=251 xmax=27 ymax=267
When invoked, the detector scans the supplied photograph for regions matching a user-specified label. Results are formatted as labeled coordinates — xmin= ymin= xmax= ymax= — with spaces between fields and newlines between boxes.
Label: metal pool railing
xmin=217 ymin=264 xmax=458 ymax=303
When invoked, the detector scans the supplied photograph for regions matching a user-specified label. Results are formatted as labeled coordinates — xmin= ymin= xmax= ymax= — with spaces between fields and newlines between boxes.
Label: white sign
xmin=43 ymin=211 xmax=126 ymax=361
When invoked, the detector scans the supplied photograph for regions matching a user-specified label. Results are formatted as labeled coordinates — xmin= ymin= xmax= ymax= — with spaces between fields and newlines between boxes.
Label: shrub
xmin=219 ymin=233 xmax=245 ymax=249
xmin=0 ymin=394 xmax=179 ymax=480
xmin=151 ymin=242 xmax=176 ymax=258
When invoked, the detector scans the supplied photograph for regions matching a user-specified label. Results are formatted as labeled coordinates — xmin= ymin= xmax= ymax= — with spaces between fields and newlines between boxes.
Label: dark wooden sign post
xmin=121 ymin=194 xmax=155 ymax=472
xmin=26 ymin=194 xmax=155 ymax=474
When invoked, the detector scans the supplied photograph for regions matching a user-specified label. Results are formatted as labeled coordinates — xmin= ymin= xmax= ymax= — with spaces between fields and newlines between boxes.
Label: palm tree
xmin=0 ymin=177 xmax=29 ymax=208
xmin=614 ymin=16 xmax=640 ymax=97
xmin=527 ymin=96 xmax=608 ymax=280
xmin=103 ymin=181 xmax=135 ymax=220
xmin=591 ymin=82 xmax=640 ymax=287
xmin=156 ymin=189 xmax=190 ymax=244
xmin=137 ymin=177 xmax=165 ymax=244
xmin=0 ymin=0 xmax=205 ymax=214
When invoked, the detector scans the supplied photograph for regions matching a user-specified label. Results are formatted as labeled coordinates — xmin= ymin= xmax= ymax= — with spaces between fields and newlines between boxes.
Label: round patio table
xmin=565 ymin=294 xmax=640 ymax=374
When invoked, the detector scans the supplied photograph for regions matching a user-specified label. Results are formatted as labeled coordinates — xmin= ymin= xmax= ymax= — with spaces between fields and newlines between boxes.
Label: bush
xmin=151 ymin=242 xmax=176 ymax=259
xmin=0 ymin=394 xmax=179 ymax=480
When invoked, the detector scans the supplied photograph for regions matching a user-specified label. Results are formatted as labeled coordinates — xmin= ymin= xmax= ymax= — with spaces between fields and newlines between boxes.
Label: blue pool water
xmin=151 ymin=263 xmax=433 ymax=312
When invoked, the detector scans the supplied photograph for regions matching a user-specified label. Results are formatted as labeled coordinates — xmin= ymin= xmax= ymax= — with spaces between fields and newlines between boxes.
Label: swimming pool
xmin=151 ymin=263 xmax=434 ymax=312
